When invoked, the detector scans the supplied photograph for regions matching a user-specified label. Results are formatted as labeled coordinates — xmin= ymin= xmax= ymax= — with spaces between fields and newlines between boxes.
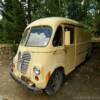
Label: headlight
xmin=33 ymin=67 xmax=40 ymax=75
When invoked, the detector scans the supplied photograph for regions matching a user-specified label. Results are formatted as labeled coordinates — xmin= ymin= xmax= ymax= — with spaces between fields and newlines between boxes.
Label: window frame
xmin=63 ymin=24 xmax=75 ymax=44
xmin=25 ymin=25 xmax=53 ymax=47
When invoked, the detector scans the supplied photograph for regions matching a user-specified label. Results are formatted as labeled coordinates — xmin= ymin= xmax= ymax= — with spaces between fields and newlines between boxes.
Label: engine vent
xmin=18 ymin=52 xmax=31 ymax=74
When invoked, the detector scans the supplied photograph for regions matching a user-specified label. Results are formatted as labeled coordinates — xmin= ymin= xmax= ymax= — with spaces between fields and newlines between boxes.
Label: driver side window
xmin=53 ymin=26 xmax=63 ymax=47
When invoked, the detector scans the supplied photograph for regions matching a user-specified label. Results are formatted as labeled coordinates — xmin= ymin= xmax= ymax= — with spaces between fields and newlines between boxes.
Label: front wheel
xmin=44 ymin=69 xmax=64 ymax=95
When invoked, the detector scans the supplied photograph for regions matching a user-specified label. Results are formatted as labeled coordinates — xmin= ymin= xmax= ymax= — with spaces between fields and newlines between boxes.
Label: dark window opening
xmin=53 ymin=26 xmax=63 ymax=46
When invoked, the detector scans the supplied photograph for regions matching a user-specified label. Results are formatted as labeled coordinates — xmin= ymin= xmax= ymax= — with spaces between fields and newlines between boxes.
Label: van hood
xmin=16 ymin=45 xmax=53 ymax=74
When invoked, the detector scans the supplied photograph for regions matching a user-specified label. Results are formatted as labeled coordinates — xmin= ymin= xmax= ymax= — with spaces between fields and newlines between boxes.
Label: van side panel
xmin=65 ymin=44 xmax=76 ymax=75
xmin=75 ymin=27 xmax=91 ymax=66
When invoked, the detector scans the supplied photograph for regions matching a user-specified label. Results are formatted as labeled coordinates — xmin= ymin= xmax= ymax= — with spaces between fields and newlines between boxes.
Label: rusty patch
xmin=46 ymin=71 xmax=51 ymax=83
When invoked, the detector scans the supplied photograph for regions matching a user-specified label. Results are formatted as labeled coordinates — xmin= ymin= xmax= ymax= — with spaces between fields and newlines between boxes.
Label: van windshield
xmin=21 ymin=26 xmax=52 ymax=47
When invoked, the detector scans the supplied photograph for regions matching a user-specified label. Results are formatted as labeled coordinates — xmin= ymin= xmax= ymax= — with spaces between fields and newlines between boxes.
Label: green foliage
xmin=0 ymin=0 xmax=100 ymax=44
xmin=66 ymin=0 xmax=83 ymax=20
xmin=0 ymin=0 xmax=26 ymax=43
xmin=95 ymin=0 xmax=100 ymax=36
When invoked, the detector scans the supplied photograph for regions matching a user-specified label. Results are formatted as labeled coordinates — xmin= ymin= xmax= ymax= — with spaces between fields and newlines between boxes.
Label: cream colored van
xmin=10 ymin=17 xmax=92 ymax=95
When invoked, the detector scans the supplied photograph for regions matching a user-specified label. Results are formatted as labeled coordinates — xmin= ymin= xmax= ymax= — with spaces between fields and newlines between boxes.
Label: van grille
xmin=18 ymin=52 xmax=31 ymax=74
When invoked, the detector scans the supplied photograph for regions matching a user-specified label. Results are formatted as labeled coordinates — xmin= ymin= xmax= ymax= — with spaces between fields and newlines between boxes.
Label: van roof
xmin=27 ymin=17 xmax=82 ymax=28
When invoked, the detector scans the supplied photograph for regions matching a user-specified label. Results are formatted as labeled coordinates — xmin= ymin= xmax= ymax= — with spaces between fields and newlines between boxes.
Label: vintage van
xmin=10 ymin=17 xmax=92 ymax=95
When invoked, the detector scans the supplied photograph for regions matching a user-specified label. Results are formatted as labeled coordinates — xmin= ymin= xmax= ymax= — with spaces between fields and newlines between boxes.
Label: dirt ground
xmin=0 ymin=48 xmax=100 ymax=100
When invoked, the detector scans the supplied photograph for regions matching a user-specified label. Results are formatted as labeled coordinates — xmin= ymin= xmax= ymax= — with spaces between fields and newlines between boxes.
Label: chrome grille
xmin=21 ymin=53 xmax=31 ymax=74
xmin=17 ymin=52 xmax=31 ymax=74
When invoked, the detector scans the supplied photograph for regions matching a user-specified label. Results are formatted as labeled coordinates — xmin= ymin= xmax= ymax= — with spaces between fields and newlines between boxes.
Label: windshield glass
xmin=26 ymin=26 xmax=52 ymax=47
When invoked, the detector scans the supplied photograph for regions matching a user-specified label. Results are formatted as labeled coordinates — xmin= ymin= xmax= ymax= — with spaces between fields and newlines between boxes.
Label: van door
xmin=52 ymin=25 xmax=65 ymax=69
xmin=64 ymin=25 xmax=76 ymax=74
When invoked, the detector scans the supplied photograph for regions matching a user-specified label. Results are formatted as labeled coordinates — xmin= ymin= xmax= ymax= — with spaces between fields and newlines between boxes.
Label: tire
xmin=44 ymin=69 xmax=64 ymax=95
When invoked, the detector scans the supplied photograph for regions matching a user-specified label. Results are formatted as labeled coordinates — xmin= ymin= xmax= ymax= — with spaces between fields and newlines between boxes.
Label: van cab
xmin=10 ymin=17 xmax=92 ymax=95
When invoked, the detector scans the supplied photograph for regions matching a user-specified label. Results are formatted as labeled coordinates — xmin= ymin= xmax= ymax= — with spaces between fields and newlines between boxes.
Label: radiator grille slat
xmin=17 ymin=52 xmax=31 ymax=74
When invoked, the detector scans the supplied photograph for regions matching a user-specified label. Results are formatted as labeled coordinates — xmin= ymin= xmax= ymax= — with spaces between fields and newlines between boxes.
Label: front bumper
xmin=10 ymin=71 xmax=43 ymax=93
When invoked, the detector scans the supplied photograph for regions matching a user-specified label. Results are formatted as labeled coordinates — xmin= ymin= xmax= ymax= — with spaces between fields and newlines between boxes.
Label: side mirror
xmin=65 ymin=31 xmax=70 ymax=46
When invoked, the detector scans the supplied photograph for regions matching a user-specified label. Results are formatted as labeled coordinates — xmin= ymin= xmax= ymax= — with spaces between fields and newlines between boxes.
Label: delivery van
xmin=10 ymin=17 xmax=92 ymax=95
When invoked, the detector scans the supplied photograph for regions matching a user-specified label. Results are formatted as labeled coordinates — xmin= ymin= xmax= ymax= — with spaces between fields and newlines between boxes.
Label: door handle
xmin=53 ymin=51 xmax=56 ymax=55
